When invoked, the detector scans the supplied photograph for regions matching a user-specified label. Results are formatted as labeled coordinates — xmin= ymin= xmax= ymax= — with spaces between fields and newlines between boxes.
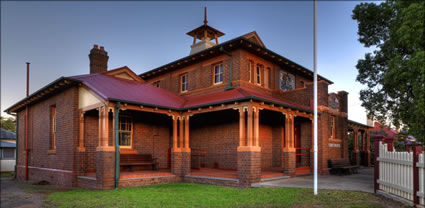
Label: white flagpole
xmin=313 ymin=0 xmax=318 ymax=195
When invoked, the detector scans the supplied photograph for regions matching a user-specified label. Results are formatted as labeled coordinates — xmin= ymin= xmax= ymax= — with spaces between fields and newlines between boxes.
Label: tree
xmin=1 ymin=116 xmax=16 ymax=133
xmin=352 ymin=0 xmax=425 ymax=143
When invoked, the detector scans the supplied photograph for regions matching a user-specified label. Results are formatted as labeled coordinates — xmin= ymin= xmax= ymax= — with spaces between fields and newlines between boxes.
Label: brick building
xmin=5 ymin=12 xmax=371 ymax=189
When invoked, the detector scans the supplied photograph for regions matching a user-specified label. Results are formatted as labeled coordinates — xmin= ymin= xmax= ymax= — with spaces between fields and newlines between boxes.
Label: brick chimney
xmin=89 ymin=44 xmax=109 ymax=74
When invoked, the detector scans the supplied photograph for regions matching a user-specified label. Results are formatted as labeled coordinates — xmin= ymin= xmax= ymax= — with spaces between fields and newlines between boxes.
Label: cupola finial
xmin=204 ymin=7 xmax=208 ymax=25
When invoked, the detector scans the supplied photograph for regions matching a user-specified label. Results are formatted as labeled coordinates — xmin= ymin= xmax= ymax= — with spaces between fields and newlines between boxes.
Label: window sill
xmin=328 ymin=138 xmax=342 ymax=143
xmin=47 ymin=149 xmax=56 ymax=155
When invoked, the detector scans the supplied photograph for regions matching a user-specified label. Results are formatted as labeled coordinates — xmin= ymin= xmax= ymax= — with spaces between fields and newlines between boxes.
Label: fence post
xmin=384 ymin=136 xmax=395 ymax=152
xmin=413 ymin=145 xmax=420 ymax=205
xmin=372 ymin=135 xmax=384 ymax=194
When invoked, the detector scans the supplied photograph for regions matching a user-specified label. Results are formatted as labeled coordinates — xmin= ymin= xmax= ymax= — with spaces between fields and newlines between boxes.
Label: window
xmin=153 ymin=81 xmax=160 ymax=88
xmin=256 ymin=65 xmax=262 ymax=85
xmin=1 ymin=149 xmax=15 ymax=159
xmin=180 ymin=74 xmax=188 ymax=92
xmin=119 ymin=115 xmax=132 ymax=147
xmin=51 ymin=105 xmax=56 ymax=149
xmin=213 ymin=64 xmax=223 ymax=84
xmin=248 ymin=61 xmax=253 ymax=82
xmin=330 ymin=116 xmax=335 ymax=138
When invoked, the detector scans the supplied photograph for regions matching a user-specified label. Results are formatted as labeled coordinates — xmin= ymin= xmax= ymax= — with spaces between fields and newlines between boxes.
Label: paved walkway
xmin=252 ymin=167 xmax=374 ymax=193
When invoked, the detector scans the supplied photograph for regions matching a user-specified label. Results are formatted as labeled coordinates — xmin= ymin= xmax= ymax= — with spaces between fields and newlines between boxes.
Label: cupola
xmin=186 ymin=7 xmax=224 ymax=55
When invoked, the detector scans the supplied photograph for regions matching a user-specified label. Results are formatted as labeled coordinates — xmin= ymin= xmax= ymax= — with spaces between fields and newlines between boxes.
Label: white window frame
xmin=213 ymin=64 xmax=223 ymax=84
xmin=119 ymin=115 xmax=133 ymax=148
xmin=256 ymin=65 xmax=262 ymax=85
xmin=180 ymin=74 xmax=188 ymax=92
xmin=51 ymin=105 xmax=56 ymax=150
xmin=330 ymin=116 xmax=335 ymax=138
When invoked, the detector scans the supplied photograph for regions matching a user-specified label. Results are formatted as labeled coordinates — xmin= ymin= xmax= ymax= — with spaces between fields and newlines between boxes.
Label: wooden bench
xmin=328 ymin=158 xmax=359 ymax=175
xmin=120 ymin=154 xmax=158 ymax=171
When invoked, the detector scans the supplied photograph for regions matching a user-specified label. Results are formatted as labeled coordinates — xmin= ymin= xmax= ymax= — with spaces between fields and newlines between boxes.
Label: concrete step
xmin=260 ymin=175 xmax=289 ymax=182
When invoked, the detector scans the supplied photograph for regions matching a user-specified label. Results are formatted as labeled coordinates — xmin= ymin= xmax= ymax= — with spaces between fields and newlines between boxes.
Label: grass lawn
xmin=0 ymin=172 xmax=14 ymax=178
xmin=47 ymin=183 xmax=394 ymax=208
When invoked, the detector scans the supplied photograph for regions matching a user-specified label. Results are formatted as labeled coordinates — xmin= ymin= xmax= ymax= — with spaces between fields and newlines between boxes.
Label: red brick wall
xmin=83 ymin=110 xmax=99 ymax=173
xmin=298 ymin=118 xmax=312 ymax=167
xmin=190 ymin=110 xmax=239 ymax=169
xmin=15 ymin=87 xmax=79 ymax=186
xmin=132 ymin=111 xmax=171 ymax=169
xmin=259 ymin=110 xmax=283 ymax=169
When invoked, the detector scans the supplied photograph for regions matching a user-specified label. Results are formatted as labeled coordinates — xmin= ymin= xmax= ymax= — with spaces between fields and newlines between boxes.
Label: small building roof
xmin=69 ymin=72 xmax=185 ymax=110
xmin=0 ymin=141 xmax=16 ymax=148
xmin=0 ymin=128 xmax=16 ymax=140
xmin=348 ymin=119 xmax=374 ymax=129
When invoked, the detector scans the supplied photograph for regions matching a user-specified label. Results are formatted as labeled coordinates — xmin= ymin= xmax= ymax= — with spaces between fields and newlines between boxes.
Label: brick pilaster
xmin=283 ymin=150 xmax=296 ymax=177
xmin=237 ymin=146 xmax=261 ymax=187
xmin=96 ymin=148 xmax=115 ymax=190
xmin=171 ymin=148 xmax=191 ymax=177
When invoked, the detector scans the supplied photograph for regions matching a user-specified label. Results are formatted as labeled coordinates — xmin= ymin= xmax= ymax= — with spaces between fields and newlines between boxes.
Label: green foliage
xmin=46 ymin=183 xmax=389 ymax=208
xmin=1 ymin=116 xmax=16 ymax=133
xmin=352 ymin=0 xmax=425 ymax=143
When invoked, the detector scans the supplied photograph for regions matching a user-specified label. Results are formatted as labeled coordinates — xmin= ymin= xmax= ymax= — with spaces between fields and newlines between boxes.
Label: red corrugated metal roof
xmin=183 ymin=87 xmax=312 ymax=111
xmin=68 ymin=73 xmax=185 ymax=109
xmin=69 ymin=73 xmax=311 ymax=112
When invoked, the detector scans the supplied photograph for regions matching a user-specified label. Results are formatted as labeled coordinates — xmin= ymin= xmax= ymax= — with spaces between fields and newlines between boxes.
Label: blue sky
xmin=1 ymin=1 xmax=376 ymax=124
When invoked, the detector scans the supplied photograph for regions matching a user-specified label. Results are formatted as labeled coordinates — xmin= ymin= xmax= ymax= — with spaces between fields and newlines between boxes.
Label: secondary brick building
xmin=6 ymin=12 xmax=371 ymax=189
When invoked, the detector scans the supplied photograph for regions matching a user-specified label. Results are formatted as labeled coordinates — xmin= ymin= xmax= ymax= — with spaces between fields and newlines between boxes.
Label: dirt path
xmin=0 ymin=178 xmax=70 ymax=208
xmin=1 ymin=178 xmax=45 ymax=208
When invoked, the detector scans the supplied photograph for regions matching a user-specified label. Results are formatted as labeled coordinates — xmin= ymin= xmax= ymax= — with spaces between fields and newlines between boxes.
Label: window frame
xmin=213 ymin=64 xmax=224 ymax=84
xmin=50 ymin=105 xmax=56 ymax=150
xmin=256 ymin=64 xmax=262 ymax=85
xmin=118 ymin=114 xmax=133 ymax=148
xmin=180 ymin=73 xmax=188 ymax=93
xmin=330 ymin=116 xmax=335 ymax=138
xmin=1 ymin=149 xmax=15 ymax=159
xmin=248 ymin=61 xmax=253 ymax=83
xmin=153 ymin=81 xmax=160 ymax=88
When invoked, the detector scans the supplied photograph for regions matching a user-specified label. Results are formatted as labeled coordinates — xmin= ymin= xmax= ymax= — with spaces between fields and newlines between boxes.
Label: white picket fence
xmin=377 ymin=142 xmax=424 ymax=205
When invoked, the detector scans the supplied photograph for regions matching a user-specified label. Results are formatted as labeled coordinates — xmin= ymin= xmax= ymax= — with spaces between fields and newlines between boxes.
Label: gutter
xmin=219 ymin=46 xmax=233 ymax=90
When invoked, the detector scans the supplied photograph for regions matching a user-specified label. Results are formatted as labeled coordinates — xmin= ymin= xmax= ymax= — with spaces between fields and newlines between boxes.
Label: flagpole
xmin=313 ymin=0 xmax=318 ymax=195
